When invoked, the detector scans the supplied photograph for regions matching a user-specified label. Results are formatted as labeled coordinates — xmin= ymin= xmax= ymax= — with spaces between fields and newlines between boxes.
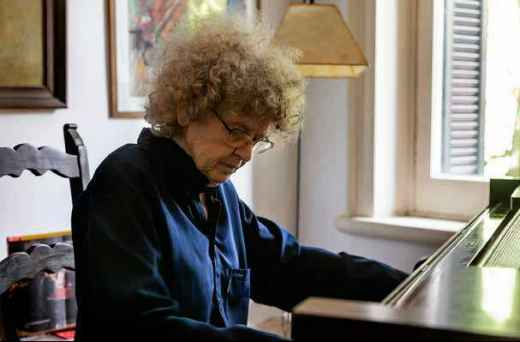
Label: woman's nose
xmin=233 ymin=143 xmax=253 ymax=163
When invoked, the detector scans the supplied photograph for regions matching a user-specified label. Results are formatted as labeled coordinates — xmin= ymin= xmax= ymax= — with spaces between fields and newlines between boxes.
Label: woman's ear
xmin=177 ymin=110 xmax=190 ymax=127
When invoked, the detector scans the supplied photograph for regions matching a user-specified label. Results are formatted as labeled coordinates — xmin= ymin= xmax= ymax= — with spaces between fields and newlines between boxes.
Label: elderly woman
xmin=72 ymin=15 xmax=406 ymax=341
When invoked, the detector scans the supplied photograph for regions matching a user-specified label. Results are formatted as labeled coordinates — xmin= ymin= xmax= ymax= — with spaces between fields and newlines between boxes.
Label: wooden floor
xmin=253 ymin=314 xmax=292 ymax=339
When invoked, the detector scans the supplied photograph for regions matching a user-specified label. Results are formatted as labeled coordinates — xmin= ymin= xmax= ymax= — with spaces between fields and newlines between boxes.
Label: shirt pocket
xmin=226 ymin=268 xmax=251 ymax=303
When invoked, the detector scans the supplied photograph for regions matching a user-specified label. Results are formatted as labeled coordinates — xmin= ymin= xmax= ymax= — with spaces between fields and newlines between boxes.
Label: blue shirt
xmin=72 ymin=129 xmax=406 ymax=341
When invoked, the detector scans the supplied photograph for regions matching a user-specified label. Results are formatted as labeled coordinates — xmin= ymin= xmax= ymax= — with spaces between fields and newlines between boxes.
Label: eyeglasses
xmin=211 ymin=110 xmax=274 ymax=154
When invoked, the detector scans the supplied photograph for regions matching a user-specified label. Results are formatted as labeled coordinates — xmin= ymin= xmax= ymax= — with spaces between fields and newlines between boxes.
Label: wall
xmin=300 ymin=75 xmax=438 ymax=272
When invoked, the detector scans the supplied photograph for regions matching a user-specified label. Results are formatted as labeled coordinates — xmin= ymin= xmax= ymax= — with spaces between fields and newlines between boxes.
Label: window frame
xmin=415 ymin=0 xmax=488 ymax=221
xmin=347 ymin=0 xmax=417 ymax=220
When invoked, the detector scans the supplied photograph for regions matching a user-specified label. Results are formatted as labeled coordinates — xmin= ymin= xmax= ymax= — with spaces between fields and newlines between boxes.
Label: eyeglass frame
xmin=210 ymin=109 xmax=274 ymax=154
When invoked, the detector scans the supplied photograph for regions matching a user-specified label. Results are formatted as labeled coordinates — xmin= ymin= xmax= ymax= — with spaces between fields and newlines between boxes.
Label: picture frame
xmin=107 ymin=0 xmax=259 ymax=118
xmin=0 ymin=0 xmax=67 ymax=109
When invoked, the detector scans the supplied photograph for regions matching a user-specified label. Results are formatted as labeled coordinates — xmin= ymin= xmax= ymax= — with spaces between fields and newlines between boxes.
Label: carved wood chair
xmin=0 ymin=124 xmax=90 ymax=341
xmin=0 ymin=123 xmax=90 ymax=204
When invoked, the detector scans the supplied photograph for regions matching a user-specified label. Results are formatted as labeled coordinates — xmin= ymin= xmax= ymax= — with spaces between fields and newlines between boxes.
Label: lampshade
xmin=273 ymin=4 xmax=368 ymax=78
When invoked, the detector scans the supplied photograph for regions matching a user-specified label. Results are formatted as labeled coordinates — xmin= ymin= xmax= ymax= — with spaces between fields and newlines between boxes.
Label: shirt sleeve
xmin=72 ymin=158 xmax=287 ymax=342
xmin=239 ymin=200 xmax=408 ymax=311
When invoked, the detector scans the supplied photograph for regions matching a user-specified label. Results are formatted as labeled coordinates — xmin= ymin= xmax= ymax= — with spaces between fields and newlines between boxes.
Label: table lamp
xmin=273 ymin=1 xmax=368 ymax=78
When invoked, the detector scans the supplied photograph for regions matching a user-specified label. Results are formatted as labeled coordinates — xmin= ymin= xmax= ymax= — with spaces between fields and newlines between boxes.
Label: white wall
xmin=299 ymin=75 xmax=438 ymax=272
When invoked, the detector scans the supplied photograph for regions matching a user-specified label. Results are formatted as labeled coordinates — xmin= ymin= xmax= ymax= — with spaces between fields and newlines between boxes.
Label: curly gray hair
xmin=145 ymin=14 xmax=305 ymax=140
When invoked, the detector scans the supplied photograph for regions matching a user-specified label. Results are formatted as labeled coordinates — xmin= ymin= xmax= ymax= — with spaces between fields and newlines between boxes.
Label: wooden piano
xmin=292 ymin=178 xmax=520 ymax=340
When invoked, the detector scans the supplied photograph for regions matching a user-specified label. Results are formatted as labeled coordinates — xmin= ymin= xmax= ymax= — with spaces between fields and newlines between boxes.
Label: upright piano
xmin=292 ymin=178 xmax=520 ymax=340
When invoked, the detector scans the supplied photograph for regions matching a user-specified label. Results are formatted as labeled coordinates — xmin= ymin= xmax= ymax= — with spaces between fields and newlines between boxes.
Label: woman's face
xmin=181 ymin=110 xmax=271 ymax=186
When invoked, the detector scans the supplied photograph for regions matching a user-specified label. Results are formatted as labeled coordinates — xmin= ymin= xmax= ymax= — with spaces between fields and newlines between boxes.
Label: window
xmin=441 ymin=0 xmax=520 ymax=177
xmin=339 ymin=0 xmax=473 ymax=242
xmin=345 ymin=0 xmax=519 ymax=233
xmin=415 ymin=0 xmax=520 ymax=220
xmin=441 ymin=0 xmax=485 ymax=175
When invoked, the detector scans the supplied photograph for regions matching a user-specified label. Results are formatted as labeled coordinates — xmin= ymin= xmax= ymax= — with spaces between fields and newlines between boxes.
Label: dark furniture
xmin=0 ymin=243 xmax=74 ymax=341
xmin=0 ymin=124 xmax=89 ymax=341
xmin=292 ymin=178 xmax=520 ymax=340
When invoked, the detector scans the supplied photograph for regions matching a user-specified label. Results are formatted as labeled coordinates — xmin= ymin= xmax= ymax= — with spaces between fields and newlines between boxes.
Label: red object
xmin=6 ymin=236 xmax=22 ymax=242
xmin=47 ymin=286 xmax=74 ymax=300
xmin=51 ymin=329 xmax=75 ymax=340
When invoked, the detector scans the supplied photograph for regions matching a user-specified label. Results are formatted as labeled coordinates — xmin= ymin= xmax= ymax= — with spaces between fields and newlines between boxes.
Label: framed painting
xmin=107 ymin=0 xmax=259 ymax=118
xmin=0 ymin=0 xmax=67 ymax=109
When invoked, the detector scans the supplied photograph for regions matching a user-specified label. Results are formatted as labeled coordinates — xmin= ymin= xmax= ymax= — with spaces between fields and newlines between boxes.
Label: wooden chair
xmin=0 ymin=124 xmax=90 ymax=341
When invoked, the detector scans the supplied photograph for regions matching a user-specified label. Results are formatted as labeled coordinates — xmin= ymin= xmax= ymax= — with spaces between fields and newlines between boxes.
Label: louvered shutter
xmin=442 ymin=0 xmax=485 ymax=175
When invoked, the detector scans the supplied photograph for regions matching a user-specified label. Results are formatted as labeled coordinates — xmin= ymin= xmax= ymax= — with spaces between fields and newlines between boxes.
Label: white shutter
xmin=442 ymin=0 xmax=485 ymax=175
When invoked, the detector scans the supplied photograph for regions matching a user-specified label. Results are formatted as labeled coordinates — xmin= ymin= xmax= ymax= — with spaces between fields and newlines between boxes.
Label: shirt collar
xmin=137 ymin=128 xmax=213 ymax=199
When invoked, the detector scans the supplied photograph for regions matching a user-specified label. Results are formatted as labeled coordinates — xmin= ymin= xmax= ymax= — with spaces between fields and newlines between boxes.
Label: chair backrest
xmin=0 ymin=123 xmax=90 ymax=204
xmin=63 ymin=124 xmax=90 ymax=204
xmin=0 ymin=123 xmax=89 ymax=341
